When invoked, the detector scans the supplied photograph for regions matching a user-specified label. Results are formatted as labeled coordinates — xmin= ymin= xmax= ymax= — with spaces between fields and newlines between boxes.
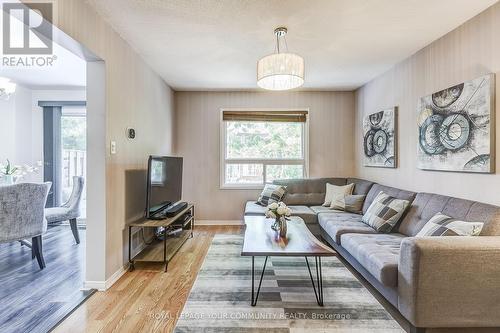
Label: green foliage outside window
xmin=61 ymin=116 xmax=86 ymax=151
xmin=226 ymin=121 xmax=302 ymax=159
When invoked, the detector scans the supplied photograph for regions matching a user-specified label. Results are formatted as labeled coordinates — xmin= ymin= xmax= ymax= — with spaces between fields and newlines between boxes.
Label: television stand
xmin=128 ymin=203 xmax=194 ymax=272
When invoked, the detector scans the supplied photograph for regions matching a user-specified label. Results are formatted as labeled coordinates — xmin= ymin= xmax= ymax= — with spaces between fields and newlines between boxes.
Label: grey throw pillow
xmin=416 ymin=213 xmax=483 ymax=237
xmin=330 ymin=194 xmax=366 ymax=214
xmin=362 ymin=191 xmax=409 ymax=233
xmin=256 ymin=184 xmax=286 ymax=206
xmin=344 ymin=195 xmax=366 ymax=214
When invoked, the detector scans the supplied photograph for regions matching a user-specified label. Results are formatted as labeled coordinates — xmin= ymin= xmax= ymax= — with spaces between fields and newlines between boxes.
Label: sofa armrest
xmin=398 ymin=236 xmax=500 ymax=328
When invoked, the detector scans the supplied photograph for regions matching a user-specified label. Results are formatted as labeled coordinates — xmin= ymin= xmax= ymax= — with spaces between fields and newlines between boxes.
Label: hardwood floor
xmin=0 ymin=224 xmax=92 ymax=333
xmin=54 ymin=225 xmax=243 ymax=333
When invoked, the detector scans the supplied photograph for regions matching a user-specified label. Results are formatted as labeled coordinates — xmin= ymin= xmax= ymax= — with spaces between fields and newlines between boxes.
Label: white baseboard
xmin=83 ymin=280 xmax=106 ymax=291
xmin=196 ymin=220 xmax=243 ymax=226
xmin=83 ymin=264 xmax=129 ymax=291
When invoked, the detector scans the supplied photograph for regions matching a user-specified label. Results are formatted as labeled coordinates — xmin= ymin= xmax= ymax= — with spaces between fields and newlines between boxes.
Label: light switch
xmin=110 ymin=141 xmax=117 ymax=154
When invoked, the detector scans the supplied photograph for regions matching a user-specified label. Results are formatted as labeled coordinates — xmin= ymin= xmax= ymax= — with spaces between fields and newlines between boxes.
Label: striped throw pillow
xmin=256 ymin=184 xmax=286 ymax=206
xmin=362 ymin=191 xmax=410 ymax=233
xmin=416 ymin=213 xmax=483 ymax=237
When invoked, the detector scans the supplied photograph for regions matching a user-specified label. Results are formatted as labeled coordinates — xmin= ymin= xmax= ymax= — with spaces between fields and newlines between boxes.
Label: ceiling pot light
xmin=0 ymin=77 xmax=16 ymax=100
xmin=257 ymin=27 xmax=304 ymax=91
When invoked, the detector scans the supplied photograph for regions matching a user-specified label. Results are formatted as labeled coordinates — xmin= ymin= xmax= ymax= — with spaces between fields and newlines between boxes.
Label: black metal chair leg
xmin=32 ymin=236 xmax=46 ymax=269
xmin=69 ymin=218 xmax=80 ymax=244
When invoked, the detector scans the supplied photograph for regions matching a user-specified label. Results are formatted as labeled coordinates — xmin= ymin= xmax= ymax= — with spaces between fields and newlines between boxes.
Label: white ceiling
xmin=89 ymin=0 xmax=497 ymax=91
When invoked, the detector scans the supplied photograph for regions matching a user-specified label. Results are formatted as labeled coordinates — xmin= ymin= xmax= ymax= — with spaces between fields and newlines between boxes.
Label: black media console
xmin=128 ymin=203 xmax=195 ymax=272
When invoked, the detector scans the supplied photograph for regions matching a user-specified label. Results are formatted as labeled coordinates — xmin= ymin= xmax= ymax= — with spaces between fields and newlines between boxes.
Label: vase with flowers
xmin=0 ymin=159 xmax=41 ymax=185
xmin=265 ymin=202 xmax=292 ymax=238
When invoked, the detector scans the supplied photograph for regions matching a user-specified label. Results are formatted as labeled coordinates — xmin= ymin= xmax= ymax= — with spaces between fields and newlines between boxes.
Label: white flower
xmin=266 ymin=210 xmax=276 ymax=219
xmin=277 ymin=206 xmax=287 ymax=216
xmin=268 ymin=202 xmax=279 ymax=210
xmin=279 ymin=201 xmax=286 ymax=207
xmin=285 ymin=207 xmax=292 ymax=216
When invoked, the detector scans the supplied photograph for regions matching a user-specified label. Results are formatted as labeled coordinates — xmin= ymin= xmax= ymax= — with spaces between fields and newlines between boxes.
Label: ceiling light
xmin=257 ymin=27 xmax=304 ymax=91
xmin=0 ymin=77 xmax=16 ymax=100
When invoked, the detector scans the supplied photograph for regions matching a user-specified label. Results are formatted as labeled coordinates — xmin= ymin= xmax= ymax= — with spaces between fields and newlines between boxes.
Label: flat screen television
xmin=146 ymin=156 xmax=183 ymax=219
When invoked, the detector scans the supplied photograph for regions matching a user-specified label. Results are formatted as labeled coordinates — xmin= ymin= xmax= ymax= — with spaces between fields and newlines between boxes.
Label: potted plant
xmin=265 ymin=202 xmax=292 ymax=238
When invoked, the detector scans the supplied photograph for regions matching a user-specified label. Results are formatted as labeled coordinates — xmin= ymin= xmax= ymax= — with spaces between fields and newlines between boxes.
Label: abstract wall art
xmin=417 ymin=74 xmax=495 ymax=173
xmin=363 ymin=107 xmax=397 ymax=168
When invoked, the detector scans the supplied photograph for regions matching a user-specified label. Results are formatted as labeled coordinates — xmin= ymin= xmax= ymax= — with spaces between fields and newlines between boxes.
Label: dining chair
xmin=45 ymin=176 xmax=84 ymax=244
xmin=0 ymin=182 xmax=52 ymax=269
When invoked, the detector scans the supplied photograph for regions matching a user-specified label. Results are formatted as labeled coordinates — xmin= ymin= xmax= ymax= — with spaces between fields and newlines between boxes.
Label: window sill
xmin=220 ymin=184 xmax=264 ymax=190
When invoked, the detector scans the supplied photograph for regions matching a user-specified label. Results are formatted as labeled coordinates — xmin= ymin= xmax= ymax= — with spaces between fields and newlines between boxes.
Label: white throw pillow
xmin=416 ymin=213 xmax=484 ymax=237
xmin=322 ymin=183 xmax=354 ymax=207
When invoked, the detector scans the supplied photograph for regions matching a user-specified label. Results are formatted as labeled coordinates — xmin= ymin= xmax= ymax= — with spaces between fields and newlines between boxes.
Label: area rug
xmin=174 ymin=234 xmax=404 ymax=332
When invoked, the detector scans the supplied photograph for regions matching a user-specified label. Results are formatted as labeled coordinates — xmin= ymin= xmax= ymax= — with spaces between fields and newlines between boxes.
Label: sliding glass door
xmin=61 ymin=108 xmax=86 ymax=218
xmin=42 ymin=102 xmax=86 ymax=218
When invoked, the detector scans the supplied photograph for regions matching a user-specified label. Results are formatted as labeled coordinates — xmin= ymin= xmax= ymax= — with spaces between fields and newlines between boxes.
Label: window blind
xmin=222 ymin=110 xmax=308 ymax=123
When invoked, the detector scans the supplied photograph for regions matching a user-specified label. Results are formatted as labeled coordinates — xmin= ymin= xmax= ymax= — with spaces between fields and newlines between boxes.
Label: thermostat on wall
xmin=127 ymin=128 xmax=136 ymax=140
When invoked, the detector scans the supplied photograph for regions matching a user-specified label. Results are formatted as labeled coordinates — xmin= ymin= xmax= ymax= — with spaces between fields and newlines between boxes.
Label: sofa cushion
xmin=273 ymin=178 xmax=346 ymax=206
xmin=362 ymin=184 xmax=416 ymax=215
xmin=347 ymin=178 xmax=375 ymax=196
xmin=399 ymin=192 xmax=500 ymax=237
xmin=341 ymin=233 xmax=405 ymax=287
xmin=318 ymin=212 xmax=376 ymax=244
xmin=310 ymin=205 xmax=332 ymax=214
xmin=288 ymin=205 xmax=317 ymax=224
xmin=244 ymin=201 xmax=267 ymax=216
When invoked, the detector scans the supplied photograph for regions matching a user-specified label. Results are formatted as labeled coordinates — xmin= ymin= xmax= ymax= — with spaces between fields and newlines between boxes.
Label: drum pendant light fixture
xmin=257 ymin=27 xmax=304 ymax=91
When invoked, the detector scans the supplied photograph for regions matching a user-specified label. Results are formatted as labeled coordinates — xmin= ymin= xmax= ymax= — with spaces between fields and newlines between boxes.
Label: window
xmin=221 ymin=109 xmax=308 ymax=188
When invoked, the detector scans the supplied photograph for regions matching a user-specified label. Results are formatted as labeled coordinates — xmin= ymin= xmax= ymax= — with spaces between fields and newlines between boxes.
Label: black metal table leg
xmin=190 ymin=206 xmax=195 ymax=238
xmin=305 ymin=256 xmax=324 ymax=306
xmin=128 ymin=226 xmax=135 ymax=271
xmin=164 ymin=232 xmax=168 ymax=272
xmin=319 ymin=257 xmax=323 ymax=304
xmin=251 ymin=256 xmax=268 ymax=306
xmin=251 ymin=256 xmax=254 ymax=304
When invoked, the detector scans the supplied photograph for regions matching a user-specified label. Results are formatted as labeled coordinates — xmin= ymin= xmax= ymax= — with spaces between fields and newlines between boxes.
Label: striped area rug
xmin=175 ymin=234 xmax=404 ymax=332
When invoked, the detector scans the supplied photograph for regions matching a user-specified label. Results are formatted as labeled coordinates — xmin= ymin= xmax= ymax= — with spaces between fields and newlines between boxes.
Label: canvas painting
xmin=417 ymin=74 xmax=495 ymax=173
xmin=363 ymin=107 xmax=397 ymax=168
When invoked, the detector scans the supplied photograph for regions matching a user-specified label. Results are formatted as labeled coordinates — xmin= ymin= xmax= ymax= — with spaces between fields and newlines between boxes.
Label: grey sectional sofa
xmin=244 ymin=177 xmax=500 ymax=333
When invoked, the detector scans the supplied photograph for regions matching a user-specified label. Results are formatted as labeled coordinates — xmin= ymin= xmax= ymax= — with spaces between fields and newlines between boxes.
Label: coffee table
xmin=241 ymin=216 xmax=335 ymax=306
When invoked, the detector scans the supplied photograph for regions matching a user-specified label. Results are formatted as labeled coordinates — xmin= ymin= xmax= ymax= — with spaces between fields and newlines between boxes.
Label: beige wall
xmin=175 ymin=91 xmax=355 ymax=220
xmin=55 ymin=0 xmax=175 ymax=277
xmin=355 ymin=3 xmax=500 ymax=205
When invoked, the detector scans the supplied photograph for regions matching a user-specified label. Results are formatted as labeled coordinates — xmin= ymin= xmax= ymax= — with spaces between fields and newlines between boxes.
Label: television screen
xmin=146 ymin=156 xmax=183 ymax=218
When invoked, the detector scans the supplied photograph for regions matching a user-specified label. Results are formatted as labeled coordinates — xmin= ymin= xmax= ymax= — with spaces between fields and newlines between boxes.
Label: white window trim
xmin=219 ymin=108 xmax=310 ymax=190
